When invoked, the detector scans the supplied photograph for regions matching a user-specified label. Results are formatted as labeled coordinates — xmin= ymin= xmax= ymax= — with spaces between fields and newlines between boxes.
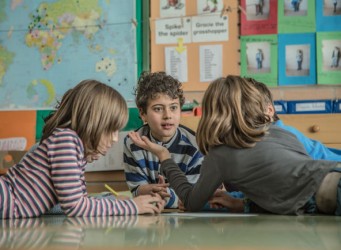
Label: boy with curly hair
xmin=123 ymin=71 xmax=203 ymax=208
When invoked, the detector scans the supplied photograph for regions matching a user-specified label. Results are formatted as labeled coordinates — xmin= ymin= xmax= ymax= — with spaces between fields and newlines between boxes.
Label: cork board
xmin=150 ymin=0 xmax=240 ymax=92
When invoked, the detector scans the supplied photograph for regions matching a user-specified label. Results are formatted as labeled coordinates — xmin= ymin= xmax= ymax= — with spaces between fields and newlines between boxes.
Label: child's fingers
xmin=146 ymin=197 xmax=164 ymax=213
xmin=141 ymin=135 xmax=150 ymax=143
xmin=128 ymin=132 xmax=143 ymax=144
xmin=150 ymin=186 xmax=170 ymax=199
xmin=158 ymin=175 xmax=166 ymax=184
xmin=151 ymin=186 xmax=169 ymax=193
xmin=159 ymin=191 xmax=170 ymax=198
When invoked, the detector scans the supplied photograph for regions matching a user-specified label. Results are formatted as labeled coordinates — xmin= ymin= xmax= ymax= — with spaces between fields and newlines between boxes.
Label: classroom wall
xmin=1 ymin=0 xmax=341 ymax=175
xmin=181 ymin=0 xmax=341 ymax=102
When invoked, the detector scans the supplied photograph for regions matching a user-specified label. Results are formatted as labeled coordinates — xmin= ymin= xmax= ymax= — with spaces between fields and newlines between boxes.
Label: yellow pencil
xmin=104 ymin=184 xmax=119 ymax=197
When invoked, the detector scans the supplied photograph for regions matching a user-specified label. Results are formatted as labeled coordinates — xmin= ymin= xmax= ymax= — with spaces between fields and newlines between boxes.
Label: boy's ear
xmin=138 ymin=107 xmax=144 ymax=116
xmin=138 ymin=108 xmax=147 ymax=123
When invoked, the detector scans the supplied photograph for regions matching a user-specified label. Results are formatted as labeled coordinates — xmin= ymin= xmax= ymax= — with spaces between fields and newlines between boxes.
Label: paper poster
xmin=165 ymin=46 xmax=188 ymax=82
xmin=316 ymin=0 xmax=341 ymax=32
xmin=240 ymin=0 xmax=278 ymax=35
xmin=199 ymin=45 xmax=222 ymax=82
xmin=155 ymin=17 xmax=191 ymax=44
xmin=191 ymin=14 xmax=228 ymax=42
xmin=240 ymin=35 xmax=278 ymax=86
xmin=160 ymin=0 xmax=186 ymax=18
xmin=196 ymin=0 xmax=225 ymax=15
xmin=277 ymin=0 xmax=316 ymax=33
xmin=316 ymin=32 xmax=341 ymax=85
xmin=278 ymin=33 xmax=316 ymax=85
xmin=0 ymin=138 xmax=27 ymax=151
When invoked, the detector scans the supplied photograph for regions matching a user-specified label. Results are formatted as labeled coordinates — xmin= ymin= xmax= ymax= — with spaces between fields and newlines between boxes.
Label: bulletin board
xmin=150 ymin=0 xmax=240 ymax=92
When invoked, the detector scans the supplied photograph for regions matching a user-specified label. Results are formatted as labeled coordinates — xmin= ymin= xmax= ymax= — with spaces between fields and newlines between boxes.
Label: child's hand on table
xmin=133 ymin=194 xmax=165 ymax=214
xmin=209 ymin=190 xmax=244 ymax=212
xmin=137 ymin=183 xmax=170 ymax=199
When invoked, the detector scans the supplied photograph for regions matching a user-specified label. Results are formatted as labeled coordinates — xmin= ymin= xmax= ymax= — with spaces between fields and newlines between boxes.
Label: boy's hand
xmin=137 ymin=183 xmax=170 ymax=200
xmin=128 ymin=131 xmax=171 ymax=162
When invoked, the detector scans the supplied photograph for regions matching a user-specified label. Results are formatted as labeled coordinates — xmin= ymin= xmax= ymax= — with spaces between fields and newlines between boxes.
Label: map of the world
xmin=0 ymin=0 xmax=137 ymax=109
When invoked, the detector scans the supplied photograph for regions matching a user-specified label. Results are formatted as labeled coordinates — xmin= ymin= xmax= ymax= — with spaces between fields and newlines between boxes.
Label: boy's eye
xmin=153 ymin=107 xmax=163 ymax=112
xmin=170 ymin=105 xmax=178 ymax=111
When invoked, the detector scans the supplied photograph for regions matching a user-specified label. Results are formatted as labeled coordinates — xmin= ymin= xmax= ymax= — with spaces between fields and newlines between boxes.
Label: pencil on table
xmin=104 ymin=184 xmax=119 ymax=197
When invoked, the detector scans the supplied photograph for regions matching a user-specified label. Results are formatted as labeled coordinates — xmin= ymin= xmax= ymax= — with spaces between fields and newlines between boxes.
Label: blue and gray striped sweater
xmin=123 ymin=124 xmax=203 ymax=208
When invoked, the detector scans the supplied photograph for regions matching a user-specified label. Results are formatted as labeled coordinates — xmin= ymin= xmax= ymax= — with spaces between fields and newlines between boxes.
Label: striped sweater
xmin=0 ymin=128 xmax=137 ymax=219
xmin=123 ymin=124 xmax=203 ymax=208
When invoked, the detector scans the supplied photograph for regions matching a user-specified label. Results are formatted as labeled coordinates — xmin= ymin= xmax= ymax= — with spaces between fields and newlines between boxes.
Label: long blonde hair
xmin=197 ymin=75 xmax=271 ymax=155
xmin=41 ymin=79 xmax=128 ymax=158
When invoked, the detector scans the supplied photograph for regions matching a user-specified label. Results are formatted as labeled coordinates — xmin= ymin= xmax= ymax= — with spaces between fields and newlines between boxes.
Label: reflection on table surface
xmin=0 ymin=213 xmax=341 ymax=250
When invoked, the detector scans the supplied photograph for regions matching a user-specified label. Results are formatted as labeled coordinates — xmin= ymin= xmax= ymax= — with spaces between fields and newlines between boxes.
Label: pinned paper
xmin=165 ymin=46 xmax=188 ymax=82
xmin=0 ymin=137 xmax=27 ymax=151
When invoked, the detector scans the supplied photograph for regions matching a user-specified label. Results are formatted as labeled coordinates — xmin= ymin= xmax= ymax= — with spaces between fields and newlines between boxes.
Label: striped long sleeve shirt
xmin=123 ymin=124 xmax=203 ymax=208
xmin=0 ymin=128 xmax=137 ymax=219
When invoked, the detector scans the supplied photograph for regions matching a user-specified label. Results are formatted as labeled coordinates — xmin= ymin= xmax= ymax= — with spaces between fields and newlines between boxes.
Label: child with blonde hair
xmin=0 ymin=80 xmax=164 ymax=219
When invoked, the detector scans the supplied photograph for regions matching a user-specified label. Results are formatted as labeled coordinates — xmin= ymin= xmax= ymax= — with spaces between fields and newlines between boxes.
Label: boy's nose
xmin=163 ymin=109 xmax=171 ymax=119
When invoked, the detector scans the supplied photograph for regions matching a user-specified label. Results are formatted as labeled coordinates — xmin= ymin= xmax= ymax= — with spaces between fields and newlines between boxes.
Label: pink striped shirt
xmin=0 ymin=128 xmax=137 ymax=219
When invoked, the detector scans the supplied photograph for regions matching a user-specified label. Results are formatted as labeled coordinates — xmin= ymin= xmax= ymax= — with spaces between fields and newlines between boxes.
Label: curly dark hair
xmin=135 ymin=71 xmax=185 ymax=113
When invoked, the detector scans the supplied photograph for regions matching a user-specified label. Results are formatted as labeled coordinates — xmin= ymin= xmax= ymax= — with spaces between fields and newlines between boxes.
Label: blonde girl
xmin=0 ymin=80 xmax=164 ymax=219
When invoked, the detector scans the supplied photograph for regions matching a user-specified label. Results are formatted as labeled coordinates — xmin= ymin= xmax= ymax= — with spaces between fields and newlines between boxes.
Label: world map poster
xmin=0 ymin=0 xmax=138 ymax=109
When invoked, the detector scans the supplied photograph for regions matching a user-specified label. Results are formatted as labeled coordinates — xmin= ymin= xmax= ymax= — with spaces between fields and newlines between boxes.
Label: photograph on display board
xmin=160 ymin=0 xmax=186 ymax=18
xmin=285 ymin=45 xmax=310 ymax=76
xmin=240 ymin=35 xmax=278 ymax=86
xmin=316 ymin=0 xmax=341 ymax=31
xmin=323 ymin=42 xmax=341 ymax=70
xmin=284 ymin=0 xmax=307 ymax=16
xmin=278 ymin=33 xmax=316 ymax=85
xmin=323 ymin=0 xmax=341 ymax=16
xmin=316 ymin=32 xmax=341 ymax=84
xmin=197 ymin=0 xmax=224 ymax=15
xmin=278 ymin=0 xmax=315 ymax=33
xmin=246 ymin=0 xmax=270 ymax=20
xmin=248 ymin=43 xmax=270 ymax=73
xmin=240 ymin=0 xmax=277 ymax=35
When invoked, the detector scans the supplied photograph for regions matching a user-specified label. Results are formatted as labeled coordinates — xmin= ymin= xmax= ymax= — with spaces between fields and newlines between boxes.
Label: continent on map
xmin=0 ymin=45 xmax=15 ymax=85
xmin=25 ymin=0 xmax=102 ymax=70
xmin=27 ymin=79 xmax=56 ymax=107
xmin=96 ymin=57 xmax=117 ymax=78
